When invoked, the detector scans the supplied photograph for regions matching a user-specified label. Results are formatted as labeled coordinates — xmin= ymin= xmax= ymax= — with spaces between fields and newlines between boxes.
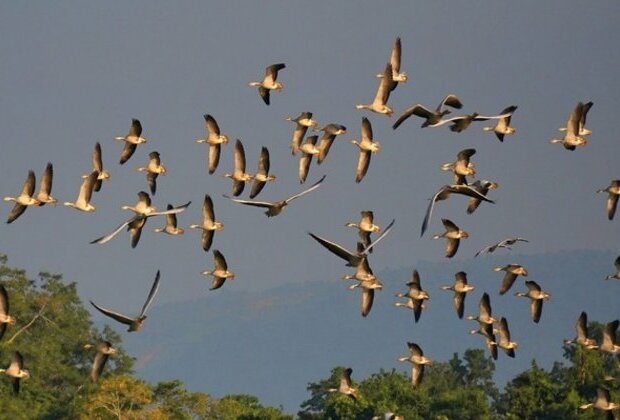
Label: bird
xmin=558 ymin=101 xmax=593 ymax=137
xmin=35 ymin=162 xmax=57 ymax=206
xmin=286 ymin=112 xmax=318 ymax=155
xmin=493 ymin=264 xmax=528 ymax=295
xmin=579 ymin=388 xmax=619 ymax=412
xmin=63 ymin=171 xmax=98 ymax=212
xmin=90 ymin=270 xmax=161 ymax=332
xmin=600 ymin=320 xmax=620 ymax=354
xmin=514 ymin=280 xmax=550 ymax=323
xmin=398 ymin=342 xmax=432 ymax=387
xmin=447 ymin=107 xmax=518 ymax=133
xmin=348 ymin=276 xmax=383 ymax=317
xmin=440 ymin=148 xmax=476 ymax=185
xmin=606 ymin=255 xmax=620 ymax=280
xmin=392 ymin=94 xmax=463 ymax=129
xmin=345 ymin=211 xmax=381 ymax=251
xmin=0 ymin=351 xmax=30 ymax=395
xmin=121 ymin=191 xmax=159 ymax=216
xmin=471 ymin=322 xmax=499 ymax=361
xmin=86 ymin=341 xmax=117 ymax=383
xmin=550 ymin=102 xmax=589 ymax=150
xmin=137 ymin=151 xmax=166 ymax=195
xmin=196 ymin=114 xmax=229 ymax=174
xmin=563 ymin=311 xmax=598 ymax=349
xmin=298 ymin=135 xmax=320 ymax=184
xmin=496 ymin=317 xmax=518 ymax=358
xmin=4 ymin=170 xmax=40 ymax=223
xmin=327 ymin=368 xmax=359 ymax=400
xmin=248 ymin=63 xmax=286 ymax=105
xmin=84 ymin=142 xmax=110 ymax=192
xmin=225 ymin=174 xmax=326 ymax=217
xmin=114 ymin=118 xmax=147 ymax=164
xmin=0 ymin=285 xmax=16 ymax=341
xmin=189 ymin=195 xmax=223 ymax=251
xmin=152 ymin=204 xmax=185 ymax=236
xmin=395 ymin=270 xmax=429 ymax=323
xmin=223 ymin=139 xmax=253 ymax=196
xmin=432 ymin=218 xmax=469 ymax=258
xmin=376 ymin=37 xmax=408 ymax=87
xmin=440 ymin=271 xmax=475 ymax=319
xmin=466 ymin=293 xmax=498 ymax=326
xmin=482 ymin=105 xmax=518 ymax=142
xmin=249 ymin=147 xmax=276 ymax=199
xmin=597 ymin=180 xmax=620 ymax=220
xmin=466 ymin=180 xmax=499 ymax=214
xmin=475 ymin=237 xmax=528 ymax=257
xmin=342 ymin=254 xmax=376 ymax=283
xmin=202 ymin=250 xmax=235 ymax=291
xmin=350 ymin=117 xmax=380 ymax=183
xmin=315 ymin=123 xmax=347 ymax=164
xmin=355 ymin=62 xmax=394 ymax=117
xmin=420 ymin=183 xmax=494 ymax=236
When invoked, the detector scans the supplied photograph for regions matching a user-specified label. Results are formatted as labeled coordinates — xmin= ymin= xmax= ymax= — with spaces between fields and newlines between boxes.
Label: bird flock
xmin=0 ymin=36 xmax=618 ymax=416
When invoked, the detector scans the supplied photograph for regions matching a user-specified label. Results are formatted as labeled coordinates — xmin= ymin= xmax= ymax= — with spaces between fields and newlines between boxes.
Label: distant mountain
xmin=120 ymin=249 xmax=618 ymax=413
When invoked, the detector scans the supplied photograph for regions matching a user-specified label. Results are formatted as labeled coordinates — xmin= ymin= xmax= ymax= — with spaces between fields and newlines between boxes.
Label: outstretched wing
xmin=139 ymin=270 xmax=161 ymax=317
xmin=90 ymin=300 xmax=134 ymax=326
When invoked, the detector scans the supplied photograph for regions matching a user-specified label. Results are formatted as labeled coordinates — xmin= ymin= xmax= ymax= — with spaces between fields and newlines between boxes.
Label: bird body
xmin=564 ymin=311 xmax=598 ymax=349
xmin=440 ymin=271 xmax=475 ymax=319
xmin=224 ymin=139 xmax=254 ymax=196
xmin=0 ymin=351 xmax=30 ymax=394
xmin=115 ymin=119 xmax=146 ymax=164
xmin=327 ymin=368 xmax=359 ymax=400
xmin=316 ymin=123 xmax=347 ymax=164
xmin=597 ymin=180 xmax=620 ymax=220
xmin=189 ymin=195 xmax=223 ymax=251
xmin=398 ymin=342 xmax=432 ymax=387
xmin=287 ymin=112 xmax=317 ymax=155
xmin=250 ymin=147 xmax=276 ymax=198
xmin=4 ymin=170 xmax=40 ymax=223
xmin=550 ymin=102 xmax=589 ymax=150
xmin=64 ymin=171 xmax=98 ymax=212
xmin=137 ymin=151 xmax=166 ymax=195
xmin=202 ymin=250 xmax=235 ymax=290
xmin=494 ymin=264 xmax=528 ymax=295
xmin=355 ymin=63 xmax=394 ymax=116
xmin=514 ymin=280 xmax=550 ymax=323
xmin=196 ymin=114 xmax=229 ymax=174
xmin=249 ymin=63 xmax=286 ymax=105
xmin=351 ymin=117 xmax=380 ymax=183
xmin=482 ymin=105 xmax=518 ymax=141
xmin=432 ymin=218 xmax=469 ymax=258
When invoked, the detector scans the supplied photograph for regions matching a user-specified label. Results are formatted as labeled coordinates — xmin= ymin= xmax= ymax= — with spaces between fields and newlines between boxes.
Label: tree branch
xmin=7 ymin=302 xmax=48 ymax=344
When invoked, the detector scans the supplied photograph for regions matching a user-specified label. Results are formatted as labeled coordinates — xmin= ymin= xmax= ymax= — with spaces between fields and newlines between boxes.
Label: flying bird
xmin=482 ymin=105 xmax=518 ymax=141
xmin=4 ymin=170 xmax=39 ymax=223
xmin=0 ymin=351 xmax=30 ymax=394
xmin=350 ymin=117 xmax=380 ymax=183
xmin=446 ymin=106 xmax=518 ymax=133
xmin=563 ymin=311 xmax=598 ymax=349
xmin=345 ymin=211 xmax=381 ymax=252
xmin=558 ymin=101 xmax=593 ymax=137
xmin=223 ymin=139 xmax=253 ymax=196
xmin=440 ymin=271 xmax=475 ymax=319
xmin=597 ymin=180 xmax=620 ymax=220
xmin=395 ymin=270 xmax=430 ymax=323
xmin=600 ymin=320 xmax=620 ymax=354
xmin=355 ymin=62 xmax=394 ymax=117
xmin=196 ymin=114 xmax=229 ymax=175
xmin=137 ymin=151 xmax=167 ymax=195
xmin=114 ymin=119 xmax=147 ymax=164
xmin=432 ymin=218 xmax=469 ymax=258
xmin=35 ymin=162 xmax=57 ymax=206
xmin=315 ymin=123 xmax=347 ymax=164
xmin=248 ymin=63 xmax=286 ymax=105
xmin=514 ymin=280 xmax=550 ymax=323
xmin=348 ymin=276 xmax=383 ymax=317
xmin=605 ymin=255 xmax=620 ymax=281
xmin=298 ymin=135 xmax=320 ymax=183
xmin=440 ymin=148 xmax=476 ymax=185
xmin=84 ymin=142 xmax=110 ymax=192
xmin=189 ymin=195 xmax=223 ymax=251
xmin=249 ymin=147 xmax=276 ymax=199
xmin=0 ymin=285 xmax=16 ymax=341
xmin=392 ymin=94 xmax=463 ymax=129
xmin=152 ymin=204 xmax=185 ymax=236
xmin=398 ymin=342 xmax=432 ymax=387
xmin=327 ymin=368 xmax=359 ymax=400
xmin=63 ymin=171 xmax=98 ymax=212
xmin=579 ymin=388 xmax=619 ymax=413
xmin=550 ymin=102 xmax=589 ymax=150
xmin=496 ymin=317 xmax=518 ymax=358
xmin=466 ymin=180 xmax=499 ymax=214
xmin=475 ymin=237 xmax=528 ymax=257
xmin=87 ymin=341 xmax=117 ymax=383
xmin=376 ymin=37 xmax=408 ymax=88
xmin=202 ymin=250 xmax=235 ymax=290
xmin=286 ymin=112 xmax=318 ymax=155
xmin=493 ymin=264 xmax=528 ymax=295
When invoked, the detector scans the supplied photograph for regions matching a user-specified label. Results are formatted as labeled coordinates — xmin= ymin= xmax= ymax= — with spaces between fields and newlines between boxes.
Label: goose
xmin=606 ymin=255 xmax=620 ymax=280
xmin=550 ymin=102 xmax=588 ymax=150
xmin=224 ymin=139 xmax=253 ymax=196
xmin=558 ymin=101 xmax=593 ymax=137
xmin=286 ymin=112 xmax=318 ymax=155
xmin=345 ymin=210 xmax=380 ymax=252
xmin=64 ymin=171 xmax=98 ymax=212
xmin=0 ymin=285 xmax=16 ymax=340
xmin=225 ymin=175 xmax=326 ymax=217
xmin=466 ymin=180 xmax=499 ymax=214
xmin=315 ymin=123 xmax=347 ymax=164
xmin=394 ymin=298 xmax=427 ymax=321
xmin=248 ymin=63 xmax=286 ymax=105
xmin=440 ymin=271 xmax=475 ymax=319
xmin=35 ymin=162 xmax=57 ymax=206
xmin=4 ymin=170 xmax=40 ymax=223
xmin=440 ymin=148 xmax=476 ymax=185
xmin=348 ymin=276 xmax=383 ymax=317
xmin=327 ymin=368 xmax=359 ymax=400
xmin=496 ymin=317 xmax=518 ymax=357
xmin=342 ymin=255 xmax=376 ymax=283
xmin=432 ymin=218 xmax=469 ymax=258
xmin=395 ymin=270 xmax=429 ymax=323
xmin=299 ymin=135 xmax=320 ymax=184
xmin=152 ymin=204 xmax=185 ymax=235
xmin=189 ymin=195 xmax=223 ymax=251
xmin=83 ymin=142 xmax=110 ymax=192
xmin=202 ymin=250 xmax=235 ymax=290
xmin=493 ymin=264 xmax=528 ymax=295
xmin=196 ymin=114 xmax=229 ymax=174
xmin=475 ymin=237 xmax=528 ymax=257
xmin=579 ymin=388 xmax=619 ymax=412
xmin=420 ymin=183 xmax=494 ymax=236
xmin=355 ymin=62 xmax=394 ymax=117
xmin=392 ymin=94 xmax=463 ymax=130
xmin=86 ymin=341 xmax=117 ymax=383
xmin=351 ymin=117 xmax=380 ymax=183
xmin=137 ymin=151 xmax=166 ymax=195
xmin=90 ymin=270 xmax=160 ymax=332
xmin=466 ymin=293 xmax=498 ymax=326
xmin=376 ymin=37 xmax=407 ymax=87
xmin=121 ymin=191 xmax=157 ymax=216
xmin=445 ymin=106 xmax=518 ymax=133
xmin=482 ymin=105 xmax=518 ymax=142
xmin=600 ymin=320 xmax=620 ymax=354
xmin=114 ymin=118 xmax=147 ymax=164
xmin=469 ymin=322 xmax=499 ymax=360
xmin=0 ymin=351 xmax=30 ymax=395
xmin=249 ymin=147 xmax=276 ymax=199
xmin=514 ymin=280 xmax=550 ymax=323
xmin=597 ymin=180 xmax=620 ymax=220
xmin=308 ymin=219 xmax=395 ymax=267
xmin=398 ymin=342 xmax=432 ymax=387
xmin=563 ymin=311 xmax=598 ymax=349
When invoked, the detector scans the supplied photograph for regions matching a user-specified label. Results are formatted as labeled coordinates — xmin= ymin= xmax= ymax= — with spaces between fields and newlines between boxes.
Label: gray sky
xmin=0 ymin=0 xmax=619 ymax=402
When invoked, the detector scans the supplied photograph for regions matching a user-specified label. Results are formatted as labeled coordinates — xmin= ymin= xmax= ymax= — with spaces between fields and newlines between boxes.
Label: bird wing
xmin=210 ymin=277 xmax=226 ymax=290
xmin=454 ymin=292 xmax=465 ymax=319
xmin=119 ymin=142 xmax=137 ymax=165
xmin=445 ymin=238 xmax=460 ymax=258
xmin=149 ymin=151 xmax=161 ymax=166
xmin=93 ymin=142 xmax=104 ymax=172
xmin=413 ymin=300 xmax=424 ymax=322
xmin=361 ymin=288 xmax=374 ymax=317
xmin=21 ymin=170 xmax=36 ymax=197
xmin=420 ymin=189 xmax=441 ymax=237
xmin=129 ymin=219 xmax=145 ymax=248
xmin=90 ymin=217 xmax=135 ymax=245
xmin=392 ymin=104 xmax=432 ymax=129
xmin=576 ymin=311 xmax=588 ymax=341
xmin=361 ymin=117 xmax=373 ymax=142
xmin=390 ymin=37 xmax=401 ymax=73
xmin=224 ymin=195 xmax=274 ymax=209
xmin=317 ymin=134 xmax=336 ymax=164
xmin=531 ymin=299 xmax=543 ymax=323
xmin=566 ymin=102 xmax=583 ymax=137
xmin=234 ymin=139 xmax=246 ymax=174
xmin=203 ymin=194 xmax=216 ymax=223
xmin=480 ymin=293 xmax=492 ymax=319
xmin=201 ymin=230 xmax=214 ymax=252
xmin=164 ymin=204 xmax=178 ymax=229
xmin=39 ymin=162 xmax=54 ymax=197
xmin=290 ymin=125 xmax=307 ymax=155
xmin=355 ymin=150 xmax=371 ymax=183
xmin=614 ymin=255 xmax=620 ymax=270
xmin=203 ymin=114 xmax=220 ymax=136
xmin=448 ymin=184 xmax=495 ymax=203
xmin=308 ymin=232 xmax=356 ymax=263
xmin=208 ymin=144 xmax=221 ymax=174
xmin=0 ymin=285 xmax=9 ymax=321
xmin=373 ymin=63 xmax=393 ymax=105
xmin=6 ymin=203 xmax=27 ymax=224
xmin=603 ymin=320 xmax=619 ymax=348
xmin=525 ymin=280 xmax=541 ymax=292
xmin=407 ymin=342 xmax=423 ymax=357
xmin=455 ymin=272 xmax=468 ymax=287
xmin=299 ymin=150 xmax=313 ymax=184
xmin=257 ymin=146 xmax=270 ymax=175
xmin=264 ymin=63 xmax=286 ymax=84
xmin=457 ymin=148 xmax=476 ymax=163
xmin=213 ymin=250 xmax=229 ymax=271
xmin=438 ymin=94 xmax=463 ymax=111
xmin=129 ymin=119 xmax=142 ymax=137
xmin=232 ymin=180 xmax=245 ymax=197
xmin=362 ymin=219 xmax=395 ymax=255
xmin=607 ymin=193 xmax=619 ymax=220
xmin=90 ymin=300 xmax=134 ymax=326
xmin=411 ymin=364 xmax=424 ymax=387
xmin=474 ymin=106 xmax=517 ymax=121
xmin=442 ymin=218 xmax=459 ymax=232
xmin=500 ymin=272 xmax=518 ymax=295
xmin=284 ymin=174 xmax=326 ymax=203
xmin=139 ymin=270 xmax=161 ymax=317
xmin=580 ymin=101 xmax=593 ymax=130
xmin=147 ymin=172 xmax=158 ymax=196
xmin=498 ymin=317 xmax=510 ymax=341
xmin=90 ymin=351 xmax=110 ymax=383
xmin=77 ymin=171 xmax=97 ymax=206
xmin=258 ymin=86 xmax=270 ymax=105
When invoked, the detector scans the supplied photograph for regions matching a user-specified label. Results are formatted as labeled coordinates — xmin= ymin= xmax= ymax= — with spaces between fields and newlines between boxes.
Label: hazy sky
xmin=0 ymin=1 xmax=619 ymax=404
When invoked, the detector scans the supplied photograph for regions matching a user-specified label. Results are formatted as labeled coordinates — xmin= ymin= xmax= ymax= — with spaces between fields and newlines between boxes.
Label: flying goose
xmin=90 ymin=270 xmax=160 ymax=332
xmin=514 ymin=280 xmax=550 ymax=323
xmin=597 ymin=180 xmax=620 ymax=220
xmin=550 ymin=102 xmax=589 ymax=150
xmin=87 ymin=341 xmax=117 ymax=383
xmin=286 ymin=112 xmax=318 ymax=155
xmin=393 ymin=94 xmax=463 ymax=130
xmin=395 ymin=270 xmax=429 ymax=323
xmin=121 ymin=191 xmax=158 ymax=216
xmin=466 ymin=293 xmax=498 ymax=326
xmin=496 ymin=317 xmax=518 ymax=357
xmin=376 ymin=37 xmax=407 ymax=87
xmin=225 ymin=175 xmax=326 ymax=217
xmin=345 ymin=210 xmax=380 ymax=252
xmin=351 ymin=117 xmax=380 ymax=183
xmin=342 ymin=255 xmax=376 ymax=283
xmin=315 ymin=123 xmax=347 ymax=164
xmin=83 ymin=142 xmax=110 ymax=192
xmin=64 ymin=171 xmax=98 ymax=212
xmin=440 ymin=271 xmax=475 ymax=319
xmin=348 ymin=276 xmax=383 ymax=317
xmin=202 ymin=250 xmax=235 ymax=290
xmin=432 ymin=218 xmax=469 ymax=258
xmin=4 ymin=170 xmax=40 ymax=223
xmin=482 ymin=105 xmax=518 ymax=142
xmin=398 ymin=342 xmax=432 ymax=387
xmin=189 ymin=195 xmax=223 ymax=251
xmin=327 ymin=368 xmax=359 ymax=400
xmin=0 ymin=285 xmax=16 ymax=340
xmin=558 ymin=101 xmax=593 ymax=137
xmin=420 ymin=183 xmax=494 ymax=236
xmin=35 ymin=162 xmax=57 ymax=206
xmin=394 ymin=298 xmax=427 ymax=320
xmin=563 ymin=311 xmax=598 ymax=349
xmin=152 ymin=204 xmax=185 ymax=236
xmin=250 ymin=147 xmax=276 ymax=199
xmin=475 ymin=237 xmax=528 ymax=257
xmin=114 ymin=118 xmax=147 ymax=164
xmin=606 ymin=255 xmax=620 ymax=280
xmin=600 ymin=320 xmax=620 ymax=354
xmin=579 ymin=388 xmax=619 ymax=412
xmin=493 ymin=264 xmax=528 ymax=295
xmin=196 ymin=114 xmax=229 ymax=175
xmin=299 ymin=135 xmax=320 ymax=184
xmin=440 ymin=148 xmax=476 ymax=185
xmin=137 ymin=151 xmax=166 ymax=195
xmin=0 ymin=351 xmax=30 ymax=395
xmin=355 ymin=62 xmax=394 ymax=117
xmin=248 ymin=63 xmax=286 ymax=105
xmin=466 ymin=180 xmax=499 ymax=214
xmin=470 ymin=322 xmax=499 ymax=360
xmin=224 ymin=139 xmax=253 ymax=196
xmin=445 ymin=106 xmax=518 ymax=133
